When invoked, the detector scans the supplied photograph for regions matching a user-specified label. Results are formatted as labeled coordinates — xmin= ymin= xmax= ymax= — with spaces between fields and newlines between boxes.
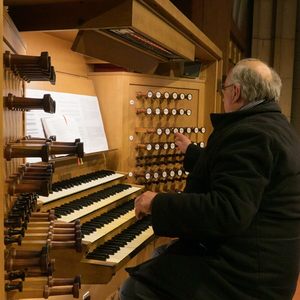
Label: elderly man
xmin=120 ymin=58 xmax=300 ymax=300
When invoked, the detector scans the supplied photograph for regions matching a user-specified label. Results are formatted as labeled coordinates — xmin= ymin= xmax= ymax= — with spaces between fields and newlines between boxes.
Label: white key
xmin=38 ymin=173 xmax=125 ymax=204
xmin=57 ymin=186 xmax=141 ymax=223
xmin=107 ymin=227 xmax=154 ymax=263
xmin=83 ymin=209 xmax=135 ymax=243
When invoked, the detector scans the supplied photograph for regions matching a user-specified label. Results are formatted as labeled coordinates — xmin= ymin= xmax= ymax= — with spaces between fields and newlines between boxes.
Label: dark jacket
xmin=127 ymin=101 xmax=300 ymax=300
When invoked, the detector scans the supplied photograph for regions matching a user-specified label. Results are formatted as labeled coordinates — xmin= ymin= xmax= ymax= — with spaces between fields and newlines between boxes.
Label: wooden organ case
xmin=1 ymin=1 xmax=222 ymax=299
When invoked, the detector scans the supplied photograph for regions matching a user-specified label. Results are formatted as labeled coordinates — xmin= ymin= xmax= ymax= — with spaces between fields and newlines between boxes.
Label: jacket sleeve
xmin=183 ymin=143 xmax=205 ymax=172
xmin=151 ymin=127 xmax=273 ymax=240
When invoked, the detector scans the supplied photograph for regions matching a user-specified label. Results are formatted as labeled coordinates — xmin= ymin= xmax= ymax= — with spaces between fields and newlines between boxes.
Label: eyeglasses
xmin=221 ymin=83 xmax=234 ymax=91
xmin=220 ymin=83 xmax=234 ymax=98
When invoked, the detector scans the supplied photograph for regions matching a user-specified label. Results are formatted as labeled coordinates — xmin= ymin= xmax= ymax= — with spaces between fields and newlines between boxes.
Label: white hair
xmin=229 ymin=58 xmax=282 ymax=102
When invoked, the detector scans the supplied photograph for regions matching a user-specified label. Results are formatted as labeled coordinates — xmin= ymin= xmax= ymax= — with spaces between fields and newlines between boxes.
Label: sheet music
xmin=25 ymin=89 xmax=109 ymax=156
xmin=41 ymin=115 xmax=80 ymax=142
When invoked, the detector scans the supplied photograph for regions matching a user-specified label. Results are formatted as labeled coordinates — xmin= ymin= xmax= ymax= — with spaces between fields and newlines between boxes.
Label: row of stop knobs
xmin=136 ymin=141 xmax=205 ymax=151
xmin=135 ymin=126 xmax=206 ymax=135
xmin=133 ymin=167 xmax=187 ymax=181
xmin=136 ymin=90 xmax=193 ymax=101
xmin=136 ymin=107 xmax=192 ymax=116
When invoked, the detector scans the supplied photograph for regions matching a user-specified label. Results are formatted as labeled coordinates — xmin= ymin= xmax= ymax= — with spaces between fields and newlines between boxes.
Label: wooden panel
xmin=89 ymin=71 xmax=217 ymax=192
xmin=5 ymin=0 xmax=127 ymax=31
xmin=148 ymin=0 xmax=222 ymax=60
xmin=202 ymin=60 xmax=222 ymax=126
xmin=72 ymin=30 xmax=162 ymax=74
xmin=20 ymin=32 xmax=92 ymax=79
xmin=20 ymin=32 xmax=97 ymax=95
xmin=6 ymin=0 xmax=221 ymax=66
xmin=2 ymin=9 xmax=27 ymax=300
xmin=3 ymin=10 xmax=26 ymax=54
xmin=3 ymin=9 xmax=26 ymax=216
xmin=131 ymin=0 xmax=195 ymax=60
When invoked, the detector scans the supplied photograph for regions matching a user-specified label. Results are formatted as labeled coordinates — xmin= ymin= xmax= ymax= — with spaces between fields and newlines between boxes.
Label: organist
xmin=120 ymin=59 xmax=300 ymax=300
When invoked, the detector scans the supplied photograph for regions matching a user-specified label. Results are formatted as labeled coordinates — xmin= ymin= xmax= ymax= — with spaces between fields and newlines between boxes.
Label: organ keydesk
xmin=3 ymin=149 xmax=156 ymax=299
xmin=1 ymin=0 xmax=224 ymax=298
xmin=36 ymin=162 xmax=154 ymax=285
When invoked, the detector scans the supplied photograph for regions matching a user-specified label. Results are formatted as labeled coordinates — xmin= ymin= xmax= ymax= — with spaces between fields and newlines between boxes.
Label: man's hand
xmin=174 ymin=132 xmax=192 ymax=154
xmin=134 ymin=191 xmax=157 ymax=220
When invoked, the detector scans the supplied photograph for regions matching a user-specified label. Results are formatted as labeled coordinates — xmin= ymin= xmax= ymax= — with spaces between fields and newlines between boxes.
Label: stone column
xmin=252 ymin=0 xmax=297 ymax=120
xmin=273 ymin=0 xmax=298 ymax=120
xmin=291 ymin=0 xmax=300 ymax=133
xmin=252 ymin=0 xmax=275 ymax=65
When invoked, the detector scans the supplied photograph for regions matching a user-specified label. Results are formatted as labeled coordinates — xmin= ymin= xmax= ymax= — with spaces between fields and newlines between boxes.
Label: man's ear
xmin=232 ymin=84 xmax=241 ymax=103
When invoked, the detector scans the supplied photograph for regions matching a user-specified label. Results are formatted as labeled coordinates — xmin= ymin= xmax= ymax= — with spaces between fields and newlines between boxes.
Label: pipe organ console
xmin=1 ymin=52 xmax=219 ymax=300
xmin=1 ymin=1 xmax=223 ymax=299
xmin=2 ymin=45 xmax=152 ymax=299
xmin=31 ymin=162 xmax=153 ymax=286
